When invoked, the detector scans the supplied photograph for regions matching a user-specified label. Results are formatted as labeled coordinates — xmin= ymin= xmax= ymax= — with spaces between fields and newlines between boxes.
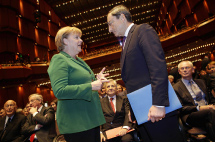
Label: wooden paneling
xmin=19 ymin=18 xmax=35 ymax=40
xmin=0 ymin=8 xmax=18 ymax=31
xmin=0 ymin=33 xmax=17 ymax=53
xmin=20 ymin=0 xmax=35 ymax=22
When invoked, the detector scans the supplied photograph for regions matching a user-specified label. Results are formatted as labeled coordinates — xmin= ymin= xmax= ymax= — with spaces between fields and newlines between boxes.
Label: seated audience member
xmin=22 ymin=108 xmax=29 ymax=117
xmin=201 ymin=61 xmax=215 ymax=102
xmin=50 ymin=99 xmax=58 ymax=112
xmin=169 ymin=65 xmax=181 ymax=83
xmin=98 ymin=85 xmax=107 ymax=99
xmin=16 ymin=108 xmax=24 ymax=115
xmin=22 ymin=93 xmax=56 ymax=142
xmin=0 ymin=108 xmax=6 ymax=118
xmin=117 ymin=84 xmax=127 ymax=97
xmin=192 ymin=66 xmax=200 ymax=79
xmin=201 ymin=53 xmax=211 ymax=70
xmin=25 ymin=103 xmax=30 ymax=113
xmin=50 ymin=99 xmax=60 ymax=135
xmin=100 ymin=80 xmax=134 ymax=142
xmin=168 ymin=75 xmax=174 ymax=85
xmin=199 ymin=70 xmax=207 ymax=77
xmin=173 ymin=61 xmax=215 ymax=141
xmin=0 ymin=100 xmax=26 ymax=142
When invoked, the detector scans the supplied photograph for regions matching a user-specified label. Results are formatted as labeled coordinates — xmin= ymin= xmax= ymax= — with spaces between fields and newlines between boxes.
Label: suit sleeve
xmin=123 ymin=97 xmax=132 ymax=127
xmin=21 ymin=115 xmax=37 ymax=136
xmin=138 ymin=24 xmax=169 ymax=106
xmin=34 ymin=107 xmax=55 ymax=126
xmin=48 ymin=54 xmax=92 ymax=101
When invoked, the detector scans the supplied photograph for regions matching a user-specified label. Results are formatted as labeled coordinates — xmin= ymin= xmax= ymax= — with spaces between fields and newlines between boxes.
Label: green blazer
xmin=47 ymin=51 xmax=105 ymax=134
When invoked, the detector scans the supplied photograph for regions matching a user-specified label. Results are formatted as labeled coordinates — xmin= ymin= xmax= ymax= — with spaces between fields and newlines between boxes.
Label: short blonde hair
xmin=55 ymin=26 xmax=82 ymax=51
xmin=168 ymin=75 xmax=174 ymax=79
xmin=29 ymin=93 xmax=43 ymax=104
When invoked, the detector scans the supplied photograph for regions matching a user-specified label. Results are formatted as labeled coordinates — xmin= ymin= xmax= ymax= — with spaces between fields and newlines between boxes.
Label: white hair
xmin=178 ymin=61 xmax=193 ymax=69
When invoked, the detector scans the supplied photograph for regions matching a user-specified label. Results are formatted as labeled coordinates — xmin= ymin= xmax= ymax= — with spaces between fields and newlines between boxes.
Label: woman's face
xmin=63 ymin=32 xmax=83 ymax=56
xmin=51 ymin=102 xmax=57 ymax=111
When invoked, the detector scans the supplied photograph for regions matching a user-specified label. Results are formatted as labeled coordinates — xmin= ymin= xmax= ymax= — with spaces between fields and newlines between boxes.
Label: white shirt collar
xmin=108 ymin=94 xmax=116 ymax=100
xmin=38 ymin=105 xmax=43 ymax=112
xmin=124 ymin=23 xmax=134 ymax=37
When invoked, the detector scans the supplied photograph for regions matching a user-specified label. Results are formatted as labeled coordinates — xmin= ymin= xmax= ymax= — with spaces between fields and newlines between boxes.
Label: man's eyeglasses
xmin=179 ymin=67 xmax=191 ymax=70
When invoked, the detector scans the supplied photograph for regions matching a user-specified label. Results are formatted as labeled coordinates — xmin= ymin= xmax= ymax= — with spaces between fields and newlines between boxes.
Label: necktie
xmin=110 ymin=98 xmax=115 ymax=113
xmin=5 ymin=117 xmax=11 ymax=129
xmin=189 ymin=80 xmax=206 ymax=106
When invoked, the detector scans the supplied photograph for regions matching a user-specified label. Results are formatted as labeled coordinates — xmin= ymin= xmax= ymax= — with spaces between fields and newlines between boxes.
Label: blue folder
xmin=127 ymin=81 xmax=182 ymax=125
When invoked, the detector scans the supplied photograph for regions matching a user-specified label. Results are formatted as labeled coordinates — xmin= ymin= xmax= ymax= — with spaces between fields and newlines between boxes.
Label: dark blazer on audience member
xmin=100 ymin=95 xmax=131 ymax=132
xmin=22 ymin=106 xmax=56 ymax=142
xmin=0 ymin=113 xmax=26 ymax=142
xmin=173 ymin=79 xmax=209 ymax=122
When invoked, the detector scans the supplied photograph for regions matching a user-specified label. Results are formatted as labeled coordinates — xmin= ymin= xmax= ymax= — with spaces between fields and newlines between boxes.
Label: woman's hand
xmin=97 ymin=67 xmax=109 ymax=81
xmin=91 ymin=79 xmax=109 ymax=91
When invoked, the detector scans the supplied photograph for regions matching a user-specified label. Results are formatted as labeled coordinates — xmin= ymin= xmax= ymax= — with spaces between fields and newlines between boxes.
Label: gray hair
xmin=29 ymin=93 xmax=43 ymax=104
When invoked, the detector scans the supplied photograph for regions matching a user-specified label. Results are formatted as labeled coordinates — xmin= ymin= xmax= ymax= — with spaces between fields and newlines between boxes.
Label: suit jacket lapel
xmin=115 ymin=95 xmax=122 ymax=114
xmin=120 ymin=24 xmax=136 ymax=71
xmin=2 ymin=113 xmax=18 ymax=139
xmin=104 ymin=97 xmax=115 ymax=116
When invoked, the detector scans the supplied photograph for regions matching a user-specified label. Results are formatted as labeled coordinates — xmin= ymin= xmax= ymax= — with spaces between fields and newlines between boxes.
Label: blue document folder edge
xmin=127 ymin=81 xmax=182 ymax=125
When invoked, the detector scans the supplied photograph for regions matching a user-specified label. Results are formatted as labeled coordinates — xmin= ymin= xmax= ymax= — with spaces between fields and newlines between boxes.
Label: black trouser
xmin=64 ymin=126 xmax=100 ymax=142
xmin=187 ymin=109 xmax=215 ymax=141
xmin=138 ymin=111 xmax=184 ymax=142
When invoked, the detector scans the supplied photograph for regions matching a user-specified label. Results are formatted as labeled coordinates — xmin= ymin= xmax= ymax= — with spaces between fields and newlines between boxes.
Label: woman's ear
xmin=63 ymin=38 xmax=68 ymax=45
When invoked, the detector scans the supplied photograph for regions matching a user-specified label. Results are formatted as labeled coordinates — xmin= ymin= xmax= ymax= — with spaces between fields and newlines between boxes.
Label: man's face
xmin=178 ymin=62 xmax=194 ymax=80
xmin=107 ymin=13 xmax=126 ymax=37
xmin=29 ymin=96 xmax=41 ymax=108
xmin=106 ymin=81 xmax=117 ymax=97
xmin=4 ymin=100 xmax=17 ymax=117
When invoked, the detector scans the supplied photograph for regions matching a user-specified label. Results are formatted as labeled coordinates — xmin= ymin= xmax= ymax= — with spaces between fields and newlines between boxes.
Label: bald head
xmin=4 ymin=100 xmax=17 ymax=117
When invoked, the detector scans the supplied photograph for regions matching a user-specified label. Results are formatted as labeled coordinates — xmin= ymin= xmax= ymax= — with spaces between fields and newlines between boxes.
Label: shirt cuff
xmin=33 ymin=112 xmax=38 ymax=117
xmin=153 ymin=105 xmax=165 ymax=107
xmin=35 ymin=124 xmax=40 ymax=130
xmin=122 ymin=126 xmax=130 ymax=130
xmin=196 ymin=106 xmax=200 ymax=111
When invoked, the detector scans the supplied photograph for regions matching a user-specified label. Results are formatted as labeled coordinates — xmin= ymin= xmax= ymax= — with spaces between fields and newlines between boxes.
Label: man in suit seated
xmin=0 ymin=100 xmax=26 ymax=142
xmin=100 ymin=80 xmax=134 ymax=142
xmin=173 ymin=61 xmax=215 ymax=141
xmin=22 ymin=93 xmax=56 ymax=142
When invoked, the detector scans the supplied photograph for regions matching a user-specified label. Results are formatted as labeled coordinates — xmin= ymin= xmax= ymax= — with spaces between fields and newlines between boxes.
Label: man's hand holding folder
xmin=147 ymin=106 xmax=165 ymax=123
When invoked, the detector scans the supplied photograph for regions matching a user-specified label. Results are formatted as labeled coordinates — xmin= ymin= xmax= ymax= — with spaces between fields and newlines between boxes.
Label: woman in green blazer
xmin=48 ymin=26 xmax=108 ymax=142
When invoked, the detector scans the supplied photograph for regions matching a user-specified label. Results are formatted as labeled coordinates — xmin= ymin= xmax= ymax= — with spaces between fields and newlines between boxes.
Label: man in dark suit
xmin=107 ymin=5 xmax=183 ymax=142
xmin=100 ymin=80 xmax=134 ymax=142
xmin=173 ymin=61 xmax=215 ymax=141
xmin=22 ymin=93 xmax=56 ymax=142
xmin=0 ymin=100 xmax=26 ymax=142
